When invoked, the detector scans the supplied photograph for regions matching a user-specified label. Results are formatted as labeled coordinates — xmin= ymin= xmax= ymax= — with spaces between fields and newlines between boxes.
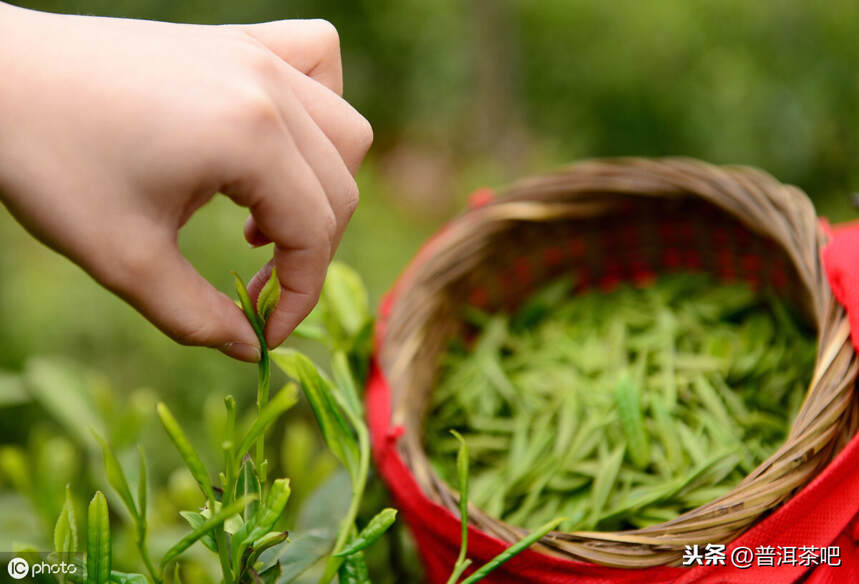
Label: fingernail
xmin=220 ymin=342 xmax=261 ymax=363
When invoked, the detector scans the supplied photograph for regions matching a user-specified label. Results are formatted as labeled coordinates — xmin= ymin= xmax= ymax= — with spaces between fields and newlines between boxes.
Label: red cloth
xmin=367 ymin=220 xmax=859 ymax=583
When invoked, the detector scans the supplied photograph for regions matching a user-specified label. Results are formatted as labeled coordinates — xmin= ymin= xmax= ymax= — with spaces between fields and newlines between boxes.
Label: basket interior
xmin=379 ymin=161 xmax=859 ymax=567
xmin=405 ymin=196 xmax=813 ymax=439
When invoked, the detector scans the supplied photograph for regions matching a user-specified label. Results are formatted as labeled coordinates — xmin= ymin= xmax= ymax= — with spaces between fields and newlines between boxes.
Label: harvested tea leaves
xmin=425 ymin=273 xmax=815 ymax=531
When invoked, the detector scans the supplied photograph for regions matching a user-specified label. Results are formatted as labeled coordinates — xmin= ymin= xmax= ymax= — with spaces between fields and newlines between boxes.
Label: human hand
xmin=0 ymin=4 xmax=372 ymax=361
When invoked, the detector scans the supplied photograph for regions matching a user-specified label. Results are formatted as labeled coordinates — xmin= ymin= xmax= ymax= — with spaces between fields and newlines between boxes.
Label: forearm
xmin=0 ymin=3 xmax=48 ymax=205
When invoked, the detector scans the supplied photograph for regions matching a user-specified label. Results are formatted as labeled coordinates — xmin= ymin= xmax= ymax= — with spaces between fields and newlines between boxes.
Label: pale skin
xmin=0 ymin=3 xmax=373 ymax=362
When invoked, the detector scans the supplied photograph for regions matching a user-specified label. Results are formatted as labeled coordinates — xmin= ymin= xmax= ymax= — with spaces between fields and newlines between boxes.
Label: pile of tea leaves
xmin=424 ymin=273 xmax=817 ymax=532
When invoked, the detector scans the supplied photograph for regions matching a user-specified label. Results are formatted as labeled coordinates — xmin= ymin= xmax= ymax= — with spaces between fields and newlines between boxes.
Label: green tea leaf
xmin=445 ymin=430 xmax=471 ymax=584
xmin=459 ymin=517 xmax=564 ymax=584
xmin=235 ymin=457 xmax=261 ymax=522
xmin=331 ymin=351 xmax=362 ymax=420
xmin=54 ymin=485 xmax=78 ymax=557
xmin=157 ymin=403 xmax=215 ymax=503
xmin=93 ymin=432 xmax=137 ymax=521
xmin=234 ymin=384 xmax=299 ymax=466
xmin=86 ymin=491 xmax=111 ymax=584
xmin=177 ymin=511 xmax=218 ymax=552
xmin=587 ymin=445 xmax=624 ymax=528
xmin=614 ymin=375 xmax=649 ymax=469
xmin=270 ymin=350 xmax=360 ymax=480
xmin=231 ymin=478 xmax=291 ymax=571
xmin=333 ymin=508 xmax=397 ymax=557
xmin=231 ymin=271 xmax=263 ymax=337
xmin=323 ymin=262 xmax=370 ymax=340
xmin=245 ymin=531 xmax=288 ymax=574
xmin=257 ymin=268 xmax=281 ymax=325
xmin=161 ymin=495 xmax=255 ymax=569
xmin=337 ymin=551 xmax=371 ymax=584
xmin=253 ymin=561 xmax=282 ymax=584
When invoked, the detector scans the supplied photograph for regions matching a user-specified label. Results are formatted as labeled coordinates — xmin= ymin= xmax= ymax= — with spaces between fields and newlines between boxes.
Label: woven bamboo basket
xmin=377 ymin=157 xmax=859 ymax=568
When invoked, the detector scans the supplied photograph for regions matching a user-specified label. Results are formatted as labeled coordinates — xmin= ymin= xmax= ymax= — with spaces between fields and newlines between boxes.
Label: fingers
xmin=239 ymin=19 xmax=343 ymax=95
xmin=244 ymin=215 xmax=271 ymax=247
xmin=242 ymin=69 xmax=372 ymax=251
xmin=278 ymin=62 xmax=373 ymax=175
xmin=227 ymin=115 xmax=337 ymax=347
xmin=240 ymin=19 xmax=372 ymax=175
xmin=229 ymin=26 xmax=372 ymax=348
xmin=98 ymin=230 xmax=262 ymax=362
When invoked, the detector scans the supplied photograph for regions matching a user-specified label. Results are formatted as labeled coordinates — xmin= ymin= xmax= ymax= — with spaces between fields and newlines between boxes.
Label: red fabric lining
xmin=367 ymin=218 xmax=859 ymax=583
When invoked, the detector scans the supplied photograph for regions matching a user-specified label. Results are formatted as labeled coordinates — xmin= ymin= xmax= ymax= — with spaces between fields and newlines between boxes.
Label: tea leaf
xmin=177 ymin=511 xmax=218 ymax=552
xmin=428 ymin=273 xmax=815 ymax=530
xmin=323 ymin=262 xmax=370 ymax=340
xmin=270 ymin=350 xmax=360 ymax=481
xmin=245 ymin=531 xmax=289 ymax=574
xmin=458 ymin=517 xmax=564 ymax=584
xmin=256 ymin=268 xmax=282 ymax=324
xmin=93 ymin=432 xmax=137 ymax=521
xmin=234 ymin=384 xmax=299 ymax=467
xmin=86 ymin=491 xmax=111 ymax=584
xmin=235 ymin=458 xmax=261 ymax=522
xmin=54 ymin=485 xmax=78 ymax=557
xmin=232 ymin=478 xmax=291 ymax=571
xmin=331 ymin=351 xmax=362 ymax=419
xmin=587 ymin=445 xmax=624 ymax=528
xmin=232 ymin=271 xmax=263 ymax=335
xmin=614 ymin=376 xmax=649 ymax=469
xmin=254 ymin=561 xmax=283 ymax=584
xmin=337 ymin=551 xmax=371 ymax=584
xmin=161 ymin=495 xmax=255 ymax=569
xmin=445 ymin=430 xmax=471 ymax=584
xmin=333 ymin=508 xmax=398 ymax=557
xmin=156 ymin=403 xmax=215 ymax=503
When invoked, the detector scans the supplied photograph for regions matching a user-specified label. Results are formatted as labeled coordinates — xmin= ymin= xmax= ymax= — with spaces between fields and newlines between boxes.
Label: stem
xmin=222 ymin=447 xmax=235 ymax=507
xmin=136 ymin=525 xmax=160 ymax=584
xmin=214 ymin=528 xmax=234 ymax=584
xmin=139 ymin=547 xmax=160 ymax=584
xmin=223 ymin=395 xmax=238 ymax=507
xmin=317 ymin=426 xmax=370 ymax=584
xmin=255 ymin=346 xmax=270 ymax=485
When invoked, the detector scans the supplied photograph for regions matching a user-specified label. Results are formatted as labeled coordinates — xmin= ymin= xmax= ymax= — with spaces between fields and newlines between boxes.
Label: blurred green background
xmin=1 ymin=0 xmax=857 ymax=582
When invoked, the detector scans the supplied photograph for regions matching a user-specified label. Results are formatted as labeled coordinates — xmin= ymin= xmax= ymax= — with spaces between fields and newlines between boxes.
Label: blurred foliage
xmin=2 ymin=0 xmax=858 ymax=582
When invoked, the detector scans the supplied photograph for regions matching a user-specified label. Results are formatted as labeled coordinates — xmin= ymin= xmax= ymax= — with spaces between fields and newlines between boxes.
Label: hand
xmin=0 ymin=4 xmax=373 ymax=361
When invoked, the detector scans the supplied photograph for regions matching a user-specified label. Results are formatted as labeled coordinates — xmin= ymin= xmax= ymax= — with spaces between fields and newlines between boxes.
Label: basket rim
xmin=375 ymin=157 xmax=859 ymax=568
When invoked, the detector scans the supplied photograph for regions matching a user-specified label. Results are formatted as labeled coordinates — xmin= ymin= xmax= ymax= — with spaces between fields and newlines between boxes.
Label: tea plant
xmin=17 ymin=262 xmax=562 ymax=584
xmin=28 ymin=264 xmax=395 ymax=584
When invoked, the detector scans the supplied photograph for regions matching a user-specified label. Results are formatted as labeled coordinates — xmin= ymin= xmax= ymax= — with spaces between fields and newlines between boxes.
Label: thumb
xmin=101 ymin=236 xmax=261 ymax=362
